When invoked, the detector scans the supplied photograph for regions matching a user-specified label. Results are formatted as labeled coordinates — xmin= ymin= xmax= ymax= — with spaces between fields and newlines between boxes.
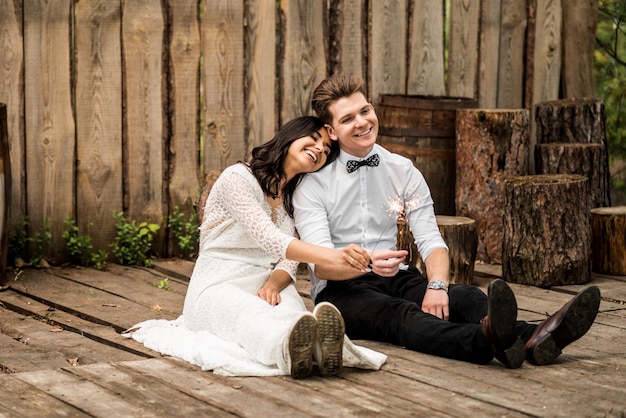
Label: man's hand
xmin=370 ymin=249 xmax=408 ymax=277
xmin=421 ymin=288 xmax=449 ymax=320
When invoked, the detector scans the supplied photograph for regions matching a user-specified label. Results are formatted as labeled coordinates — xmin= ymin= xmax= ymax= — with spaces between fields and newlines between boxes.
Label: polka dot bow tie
xmin=346 ymin=154 xmax=380 ymax=173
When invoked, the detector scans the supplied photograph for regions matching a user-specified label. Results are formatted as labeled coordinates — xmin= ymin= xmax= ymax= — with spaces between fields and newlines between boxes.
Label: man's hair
xmin=311 ymin=74 xmax=367 ymax=124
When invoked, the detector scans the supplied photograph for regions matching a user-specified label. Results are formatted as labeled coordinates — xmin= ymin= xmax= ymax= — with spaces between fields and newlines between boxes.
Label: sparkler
xmin=371 ymin=192 xmax=424 ymax=268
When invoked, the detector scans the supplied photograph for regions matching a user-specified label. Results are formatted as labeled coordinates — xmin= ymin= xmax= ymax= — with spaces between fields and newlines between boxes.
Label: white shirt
xmin=293 ymin=143 xmax=448 ymax=300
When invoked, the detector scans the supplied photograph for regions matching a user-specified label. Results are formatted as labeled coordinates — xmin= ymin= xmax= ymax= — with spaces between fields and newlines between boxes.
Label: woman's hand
xmin=257 ymin=270 xmax=292 ymax=305
xmin=369 ymin=249 xmax=408 ymax=277
xmin=339 ymin=243 xmax=371 ymax=272
xmin=257 ymin=284 xmax=282 ymax=306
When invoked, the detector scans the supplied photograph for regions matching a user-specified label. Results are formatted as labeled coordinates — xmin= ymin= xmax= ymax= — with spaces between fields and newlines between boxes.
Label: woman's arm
xmin=257 ymin=269 xmax=293 ymax=306
xmin=286 ymin=240 xmax=370 ymax=272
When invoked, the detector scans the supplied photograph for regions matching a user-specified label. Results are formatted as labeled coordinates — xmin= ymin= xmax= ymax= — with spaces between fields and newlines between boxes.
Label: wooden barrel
xmin=0 ymin=104 xmax=11 ymax=282
xmin=377 ymin=95 xmax=477 ymax=215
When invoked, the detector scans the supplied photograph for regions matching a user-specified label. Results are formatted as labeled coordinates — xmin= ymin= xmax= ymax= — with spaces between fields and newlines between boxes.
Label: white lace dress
xmin=123 ymin=163 xmax=386 ymax=376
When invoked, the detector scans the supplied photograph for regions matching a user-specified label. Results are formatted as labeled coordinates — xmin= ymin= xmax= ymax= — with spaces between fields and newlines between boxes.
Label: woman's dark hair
xmin=248 ymin=115 xmax=339 ymax=217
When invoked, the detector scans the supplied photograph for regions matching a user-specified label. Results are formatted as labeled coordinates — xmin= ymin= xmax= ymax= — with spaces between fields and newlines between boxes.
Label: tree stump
xmin=535 ymin=98 xmax=611 ymax=205
xmin=413 ymin=215 xmax=478 ymax=285
xmin=194 ymin=171 xmax=221 ymax=225
xmin=535 ymin=143 xmax=610 ymax=210
xmin=503 ymin=174 xmax=591 ymax=287
xmin=535 ymin=98 xmax=607 ymax=146
xmin=455 ymin=109 xmax=530 ymax=264
xmin=590 ymin=206 xmax=626 ymax=275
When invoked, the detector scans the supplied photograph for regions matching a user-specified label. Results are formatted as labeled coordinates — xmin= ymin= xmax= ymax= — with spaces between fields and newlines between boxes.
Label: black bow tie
xmin=346 ymin=154 xmax=380 ymax=173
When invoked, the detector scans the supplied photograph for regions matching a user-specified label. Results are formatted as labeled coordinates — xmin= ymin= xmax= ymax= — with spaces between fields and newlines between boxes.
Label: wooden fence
xmin=0 ymin=0 xmax=598 ymax=262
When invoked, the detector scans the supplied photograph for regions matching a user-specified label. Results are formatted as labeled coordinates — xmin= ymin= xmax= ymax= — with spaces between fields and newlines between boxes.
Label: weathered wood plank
xmin=496 ymin=0 xmax=527 ymax=108
xmin=447 ymin=0 xmax=480 ymax=99
xmin=531 ymin=0 xmax=562 ymax=104
xmin=280 ymin=0 xmax=327 ymax=122
xmin=0 ymin=374 xmax=87 ymax=417
xmin=124 ymin=358 xmax=311 ymax=417
xmin=75 ymin=0 xmax=123 ymax=252
xmin=408 ymin=0 xmax=445 ymax=96
xmin=48 ymin=265 xmax=186 ymax=313
xmin=23 ymin=0 xmax=75 ymax=262
xmin=366 ymin=339 xmax=626 ymax=417
xmin=0 ymin=0 xmax=25 ymax=231
xmin=202 ymin=0 xmax=245 ymax=171
xmin=478 ymin=0 xmax=501 ymax=108
xmin=329 ymin=0 xmax=366 ymax=79
xmin=0 ymin=288 xmax=157 ymax=358
xmin=245 ymin=0 xmax=276 ymax=157
xmin=369 ymin=0 xmax=407 ymax=103
xmin=340 ymin=361 xmax=526 ymax=417
xmin=122 ymin=0 xmax=165 ymax=228
xmin=14 ymin=369 xmax=165 ymax=417
xmin=167 ymin=0 xmax=201 ymax=227
xmin=151 ymin=257 xmax=194 ymax=281
xmin=0 ymin=305 xmax=144 ymax=372
xmin=562 ymin=0 xmax=598 ymax=98
xmin=8 ymin=268 xmax=175 ymax=331
xmin=66 ymin=362 xmax=234 ymax=416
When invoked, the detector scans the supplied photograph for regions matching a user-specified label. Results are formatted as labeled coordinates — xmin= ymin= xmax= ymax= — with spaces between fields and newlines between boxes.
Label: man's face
xmin=327 ymin=92 xmax=378 ymax=158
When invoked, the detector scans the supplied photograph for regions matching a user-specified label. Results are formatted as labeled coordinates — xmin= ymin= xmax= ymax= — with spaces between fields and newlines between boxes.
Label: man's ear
xmin=325 ymin=124 xmax=338 ymax=141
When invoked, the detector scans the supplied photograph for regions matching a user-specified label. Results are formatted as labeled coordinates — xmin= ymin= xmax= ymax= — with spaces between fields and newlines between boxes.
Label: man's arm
xmin=421 ymin=247 xmax=451 ymax=320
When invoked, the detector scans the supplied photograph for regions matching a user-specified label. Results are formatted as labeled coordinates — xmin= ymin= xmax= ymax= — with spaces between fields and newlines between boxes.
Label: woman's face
xmin=286 ymin=127 xmax=333 ymax=175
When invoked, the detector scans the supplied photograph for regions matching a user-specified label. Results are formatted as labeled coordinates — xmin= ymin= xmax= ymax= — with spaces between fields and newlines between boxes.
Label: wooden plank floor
xmin=0 ymin=260 xmax=624 ymax=417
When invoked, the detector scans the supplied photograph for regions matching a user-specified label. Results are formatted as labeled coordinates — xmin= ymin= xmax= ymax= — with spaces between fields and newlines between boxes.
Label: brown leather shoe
xmin=526 ymin=286 xmax=601 ymax=365
xmin=481 ymin=279 xmax=525 ymax=369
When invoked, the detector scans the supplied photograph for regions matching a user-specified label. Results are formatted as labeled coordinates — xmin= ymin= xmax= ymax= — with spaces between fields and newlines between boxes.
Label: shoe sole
xmin=530 ymin=286 xmax=601 ymax=366
xmin=288 ymin=314 xmax=317 ymax=379
xmin=314 ymin=303 xmax=345 ymax=377
xmin=488 ymin=280 xmax=525 ymax=369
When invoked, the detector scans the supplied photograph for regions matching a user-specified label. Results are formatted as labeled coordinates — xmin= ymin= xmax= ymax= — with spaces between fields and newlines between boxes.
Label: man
xmin=293 ymin=74 xmax=601 ymax=368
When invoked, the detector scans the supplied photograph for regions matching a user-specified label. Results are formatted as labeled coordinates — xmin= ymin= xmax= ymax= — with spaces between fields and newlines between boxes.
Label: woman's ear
xmin=325 ymin=124 xmax=338 ymax=141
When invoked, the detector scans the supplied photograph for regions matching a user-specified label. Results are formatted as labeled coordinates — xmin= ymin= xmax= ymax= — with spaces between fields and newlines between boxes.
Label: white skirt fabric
xmin=122 ymin=275 xmax=387 ymax=377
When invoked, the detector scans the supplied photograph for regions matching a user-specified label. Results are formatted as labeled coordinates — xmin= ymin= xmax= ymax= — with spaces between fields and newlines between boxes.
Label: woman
xmin=123 ymin=116 xmax=386 ymax=378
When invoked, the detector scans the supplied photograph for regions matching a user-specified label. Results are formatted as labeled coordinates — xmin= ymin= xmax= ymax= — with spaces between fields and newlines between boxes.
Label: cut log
xmin=455 ymin=109 xmax=530 ymax=264
xmin=535 ymin=98 xmax=607 ymax=146
xmin=502 ymin=174 xmax=591 ymax=287
xmin=412 ymin=215 xmax=478 ymax=285
xmin=534 ymin=98 xmax=611 ymax=205
xmin=535 ymin=143 xmax=610 ymax=210
xmin=590 ymin=206 xmax=626 ymax=276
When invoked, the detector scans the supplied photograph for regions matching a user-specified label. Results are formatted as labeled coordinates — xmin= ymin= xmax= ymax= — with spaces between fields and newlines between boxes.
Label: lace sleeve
xmin=215 ymin=165 xmax=295 ymax=258
xmin=274 ymin=258 xmax=299 ymax=281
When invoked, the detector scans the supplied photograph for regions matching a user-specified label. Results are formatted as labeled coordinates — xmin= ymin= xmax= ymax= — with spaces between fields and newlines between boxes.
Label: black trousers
xmin=316 ymin=268 xmax=536 ymax=364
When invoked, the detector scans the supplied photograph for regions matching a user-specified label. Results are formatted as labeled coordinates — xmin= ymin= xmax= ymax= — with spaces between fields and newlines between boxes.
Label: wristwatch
xmin=426 ymin=280 xmax=449 ymax=293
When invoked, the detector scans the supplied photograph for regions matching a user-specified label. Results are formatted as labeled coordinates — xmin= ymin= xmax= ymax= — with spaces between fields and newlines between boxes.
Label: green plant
xmin=62 ymin=216 xmax=108 ymax=269
xmin=29 ymin=217 xmax=51 ymax=265
xmin=152 ymin=278 xmax=170 ymax=291
xmin=90 ymin=250 xmax=109 ymax=270
xmin=8 ymin=215 xmax=30 ymax=262
xmin=167 ymin=205 xmax=199 ymax=257
xmin=111 ymin=211 xmax=160 ymax=267
xmin=63 ymin=216 xmax=93 ymax=266
xmin=596 ymin=0 xmax=626 ymax=204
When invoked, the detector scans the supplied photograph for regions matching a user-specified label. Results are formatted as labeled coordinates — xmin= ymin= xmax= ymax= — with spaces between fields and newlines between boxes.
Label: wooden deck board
xmin=0 ymin=260 xmax=624 ymax=417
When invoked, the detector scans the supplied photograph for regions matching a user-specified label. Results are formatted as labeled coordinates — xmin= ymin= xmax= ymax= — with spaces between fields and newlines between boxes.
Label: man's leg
xmin=317 ymin=274 xmax=494 ymax=364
